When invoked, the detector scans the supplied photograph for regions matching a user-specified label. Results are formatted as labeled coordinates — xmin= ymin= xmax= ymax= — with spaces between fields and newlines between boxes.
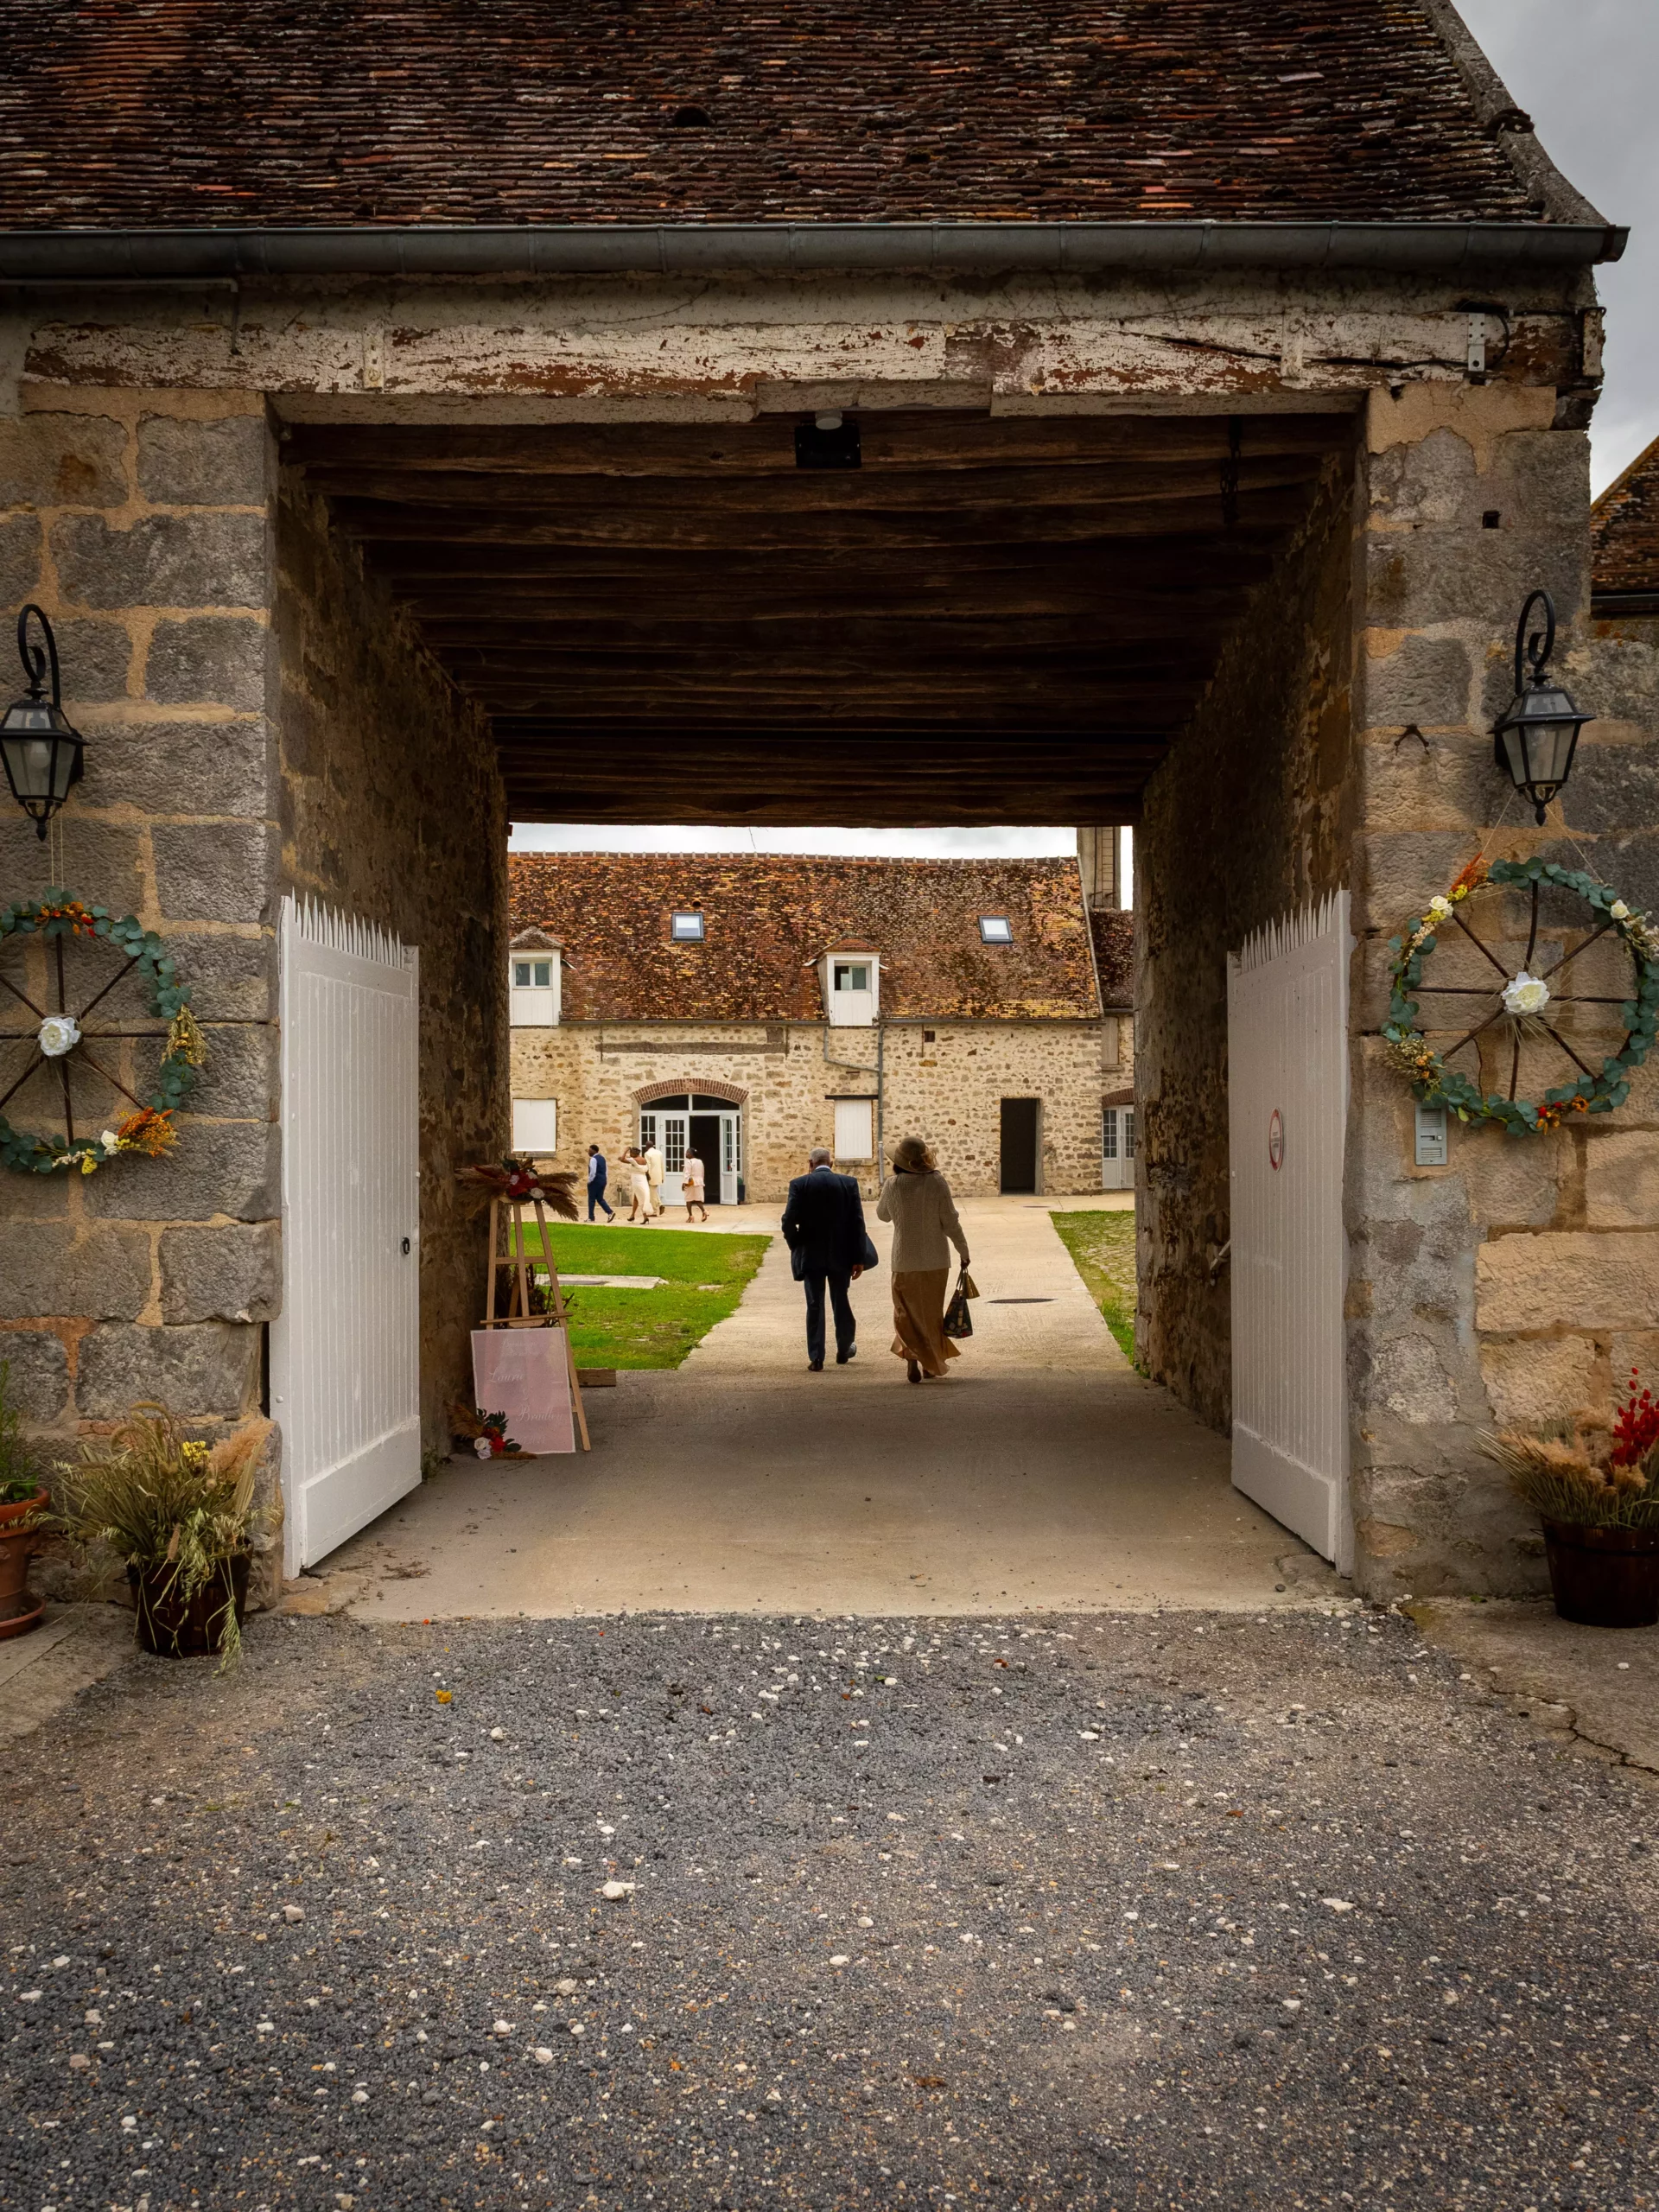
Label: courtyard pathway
xmin=332 ymin=1198 xmax=1325 ymax=1623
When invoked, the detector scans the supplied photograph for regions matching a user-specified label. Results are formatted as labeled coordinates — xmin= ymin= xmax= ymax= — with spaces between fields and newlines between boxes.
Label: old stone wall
xmin=0 ymin=385 xmax=280 ymax=1443
xmin=273 ymin=469 xmax=506 ymax=1443
xmin=1349 ymin=384 xmax=1659 ymax=1598
xmin=510 ymin=1018 xmax=1110 ymax=1203
xmin=1134 ymin=441 xmax=1361 ymax=1427
xmin=0 ymin=385 xmax=506 ymax=1479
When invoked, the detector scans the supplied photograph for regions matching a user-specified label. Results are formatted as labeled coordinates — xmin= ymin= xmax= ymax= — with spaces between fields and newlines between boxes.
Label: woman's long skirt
xmin=628 ymin=1172 xmax=654 ymax=1218
xmin=889 ymin=1267 xmax=957 ymax=1376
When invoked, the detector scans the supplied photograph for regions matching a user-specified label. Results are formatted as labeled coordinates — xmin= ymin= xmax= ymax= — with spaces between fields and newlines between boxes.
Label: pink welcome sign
xmin=470 ymin=1327 xmax=575 ymax=1456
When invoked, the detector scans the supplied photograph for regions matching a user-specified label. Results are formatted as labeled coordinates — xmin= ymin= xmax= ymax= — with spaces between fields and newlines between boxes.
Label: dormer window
xmin=671 ymin=911 xmax=705 ymax=943
xmin=821 ymin=949 xmax=879 ymax=1027
xmin=978 ymin=915 xmax=1014 ymax=944
xmin=508 ymin=946 xmax=561 ymax=1025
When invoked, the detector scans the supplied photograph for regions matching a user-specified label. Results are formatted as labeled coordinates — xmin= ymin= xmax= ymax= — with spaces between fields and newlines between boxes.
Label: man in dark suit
xmin=781 ymin=1146 xmax=870 ymax=1372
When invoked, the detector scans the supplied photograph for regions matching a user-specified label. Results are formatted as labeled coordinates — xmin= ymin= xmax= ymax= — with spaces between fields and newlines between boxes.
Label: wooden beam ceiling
xmin=283 ymin=409 xmax=1352 ymax=824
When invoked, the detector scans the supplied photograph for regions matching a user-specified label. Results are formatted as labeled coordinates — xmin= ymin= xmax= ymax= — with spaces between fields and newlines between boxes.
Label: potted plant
xmin=1484 ymin=1371 xmax=1659 ymax=1628
xmin=52 ymin=1403 xmax=270 ymax=1664
xmin=0 ymin=1361 xmax=48 ymax=1640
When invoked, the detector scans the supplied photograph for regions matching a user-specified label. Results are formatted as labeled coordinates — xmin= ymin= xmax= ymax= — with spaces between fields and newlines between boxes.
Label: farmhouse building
xmin=507 ymin=855 xmax=1132 ymax=1201
xmin=0 ymin=0 xmax=1652 ymax=1601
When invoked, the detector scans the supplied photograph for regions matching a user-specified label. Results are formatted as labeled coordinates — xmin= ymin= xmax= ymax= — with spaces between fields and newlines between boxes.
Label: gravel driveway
xmin=3 ymin=1605 xmax=1655 ymax=2210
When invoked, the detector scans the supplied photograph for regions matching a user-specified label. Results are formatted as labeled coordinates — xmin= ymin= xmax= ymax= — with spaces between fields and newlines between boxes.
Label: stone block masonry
xmin=1345 ymin=386 xmax=1659 ymax=1603
xmin=273 ymin=469 xmax=506 ymax=1445
xmin=0 ymin=385 xmax=278 ymax=1443
xmin=0 ymin=387 xmax=507 ymax=1465
xmin=511 ymin=1018 xmax=1109 ymax=1202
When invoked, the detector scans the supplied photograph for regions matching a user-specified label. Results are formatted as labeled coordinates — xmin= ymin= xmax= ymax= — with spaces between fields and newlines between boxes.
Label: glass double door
xmin=640 ymin=1100 xmax=740 ymax=1206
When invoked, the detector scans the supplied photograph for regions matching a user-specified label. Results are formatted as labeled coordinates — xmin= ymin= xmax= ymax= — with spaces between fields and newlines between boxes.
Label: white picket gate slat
xmin=1226 ymin=893 xmax=1352 ymax=1572
xmin=271 ymin=896 xmax=422 ymax=1576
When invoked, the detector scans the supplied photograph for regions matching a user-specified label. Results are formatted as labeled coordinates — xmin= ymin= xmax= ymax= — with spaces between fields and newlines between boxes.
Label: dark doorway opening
xmin=688 ymin=1113 xmax=723 ymax=1202
xmin=1000 ymin=1098 xmax=1039 ymax=1193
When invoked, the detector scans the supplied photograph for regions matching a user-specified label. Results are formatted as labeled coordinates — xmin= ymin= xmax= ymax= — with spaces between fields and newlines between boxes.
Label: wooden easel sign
xmin=459 ymin=1164 xmax=591 ymax=1454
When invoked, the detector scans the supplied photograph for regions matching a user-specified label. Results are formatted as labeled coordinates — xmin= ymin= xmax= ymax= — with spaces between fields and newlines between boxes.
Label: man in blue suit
xmin=781 ymin=1146 xmax=870 ymax=1372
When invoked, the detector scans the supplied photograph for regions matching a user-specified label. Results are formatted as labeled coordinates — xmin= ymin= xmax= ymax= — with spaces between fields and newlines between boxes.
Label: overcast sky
xmin=514 ymin=3 xmax=1652 ymax=865
xmin=1457 ymin=0 xmax=1656 ymax=494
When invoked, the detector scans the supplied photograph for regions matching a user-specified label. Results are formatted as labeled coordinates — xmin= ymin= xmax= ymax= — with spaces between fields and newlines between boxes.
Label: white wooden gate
xmin=1226 ymin=893 xmax=1352 ymax=1571
xmin=271 ymin=896 xmax=422 ymax=1575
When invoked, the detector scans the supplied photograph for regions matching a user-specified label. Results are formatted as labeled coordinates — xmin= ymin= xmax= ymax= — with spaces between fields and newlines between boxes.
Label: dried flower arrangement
xmin=1483 ymin=1370 xmax=1659 ymax=1533
xmin=51 ymin=1404 xmax=272 ymax=1665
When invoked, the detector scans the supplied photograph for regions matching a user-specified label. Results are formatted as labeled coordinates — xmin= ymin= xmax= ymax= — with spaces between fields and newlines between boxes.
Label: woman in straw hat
xmin=875 ymin=1135 xmax=970 ymax=1382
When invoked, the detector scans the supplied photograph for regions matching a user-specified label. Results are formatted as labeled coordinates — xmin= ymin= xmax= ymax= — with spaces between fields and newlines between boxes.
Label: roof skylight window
xmin=671 ymin=911 xmax=706 ymax=943
xmin=978 ymin=915 xmax=1014 ymax=944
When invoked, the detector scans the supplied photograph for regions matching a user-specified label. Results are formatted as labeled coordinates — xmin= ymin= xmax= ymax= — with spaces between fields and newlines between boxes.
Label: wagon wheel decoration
xmin=1386 ymin=856 xmax=1659 ymax=1135
xmin=0 ymin=890 xmax=207 ymax=1173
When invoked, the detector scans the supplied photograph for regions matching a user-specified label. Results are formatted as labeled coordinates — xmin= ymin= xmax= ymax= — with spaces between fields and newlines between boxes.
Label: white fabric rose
xmin=474 ymin=1435 xmax=493 ymax=1460
xmin=37 ymin=1013 xmax=79 ymax=1058
xmin=1427 ymin=895 xmax=1453 ymax=920
xmin=1503 ymin=971 xmax=1550 ymax=1017
xmin=1611 ymin=900 xmax=1630 ymax=921
xmin=99 ymin=1128 xmax=120 ymax=1152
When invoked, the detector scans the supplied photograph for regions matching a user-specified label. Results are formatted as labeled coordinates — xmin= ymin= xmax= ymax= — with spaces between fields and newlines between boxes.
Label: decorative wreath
xmin=0 ymin=890 xmax=207 ymax=1174
xmin=1385 ymin=855 xmax=1659 ymax=1135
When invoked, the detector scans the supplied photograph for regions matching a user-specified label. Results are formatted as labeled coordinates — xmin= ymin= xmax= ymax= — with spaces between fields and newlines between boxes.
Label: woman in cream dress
xmin=875 ymin=1135 xmax=970 ymax=1382
xmin=625 ymin=1147 xmax=656 ymax=1222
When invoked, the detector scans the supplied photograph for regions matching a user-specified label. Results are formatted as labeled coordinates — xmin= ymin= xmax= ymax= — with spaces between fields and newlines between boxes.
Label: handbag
xmin=943 ymin=1265 xmax=976 ymax=1340
xmin=861 ymin=1230 xmax=880 ymax=1271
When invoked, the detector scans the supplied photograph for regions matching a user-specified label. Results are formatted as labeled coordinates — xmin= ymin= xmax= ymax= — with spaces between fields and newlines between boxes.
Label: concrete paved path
xmin=686 ymin=1192 xmax=1130 ymax=1376
xmin=321 ymin=1197 xmax=1330 ymax=1622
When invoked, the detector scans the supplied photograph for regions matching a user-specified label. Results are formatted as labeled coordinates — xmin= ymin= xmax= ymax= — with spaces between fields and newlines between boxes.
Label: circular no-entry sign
xmin=1268 ymin=1108 xmax=1285 ymax=1171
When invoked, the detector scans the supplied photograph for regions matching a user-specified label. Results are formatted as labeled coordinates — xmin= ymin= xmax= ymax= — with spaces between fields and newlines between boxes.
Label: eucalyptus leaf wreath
xmin=0 ymin=889 xmax=207 ymax=1173
xmin=1385 ymin=855 xmax=1659 ymax=1135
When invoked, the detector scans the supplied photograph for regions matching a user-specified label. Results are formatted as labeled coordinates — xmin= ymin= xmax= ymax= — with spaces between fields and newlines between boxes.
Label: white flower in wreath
xmin=99 ymin=1128 xmax=120 ymax=1153
xmin=1503 ymin=971 xmax=1551 ymax=1018
xmin=1611 ymin=900 xmax=1630 ymax=921
xmin=37 ymin=1013 xmax=80 ymax=1057
xmin=474 ymin=1436 xmax=493 ymax=1461
xmin=1427 ymin=894 xmax=1454 ymax=921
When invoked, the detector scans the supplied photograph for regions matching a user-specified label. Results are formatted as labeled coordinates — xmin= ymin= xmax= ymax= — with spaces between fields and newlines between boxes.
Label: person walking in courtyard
xmin=645 ymin=1136 xmax=666 ymax=1215
xmin=682 ymin=1146 xmax=709 ymax=1223
xmin=781 ymin=1145 xmax=869 ymax=1372
xmin=586 ymin=1142 xmax=615 ymax=1223
xmin=877 ymin=1135 xmax=969 ymax=1382
xmin=624 ymin=1147 xmax=656 ymax=1223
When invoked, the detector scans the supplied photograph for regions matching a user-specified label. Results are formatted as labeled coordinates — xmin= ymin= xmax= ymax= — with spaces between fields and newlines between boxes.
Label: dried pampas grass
xmin=1483 ymin=1422 xmax=1658 ymax=1532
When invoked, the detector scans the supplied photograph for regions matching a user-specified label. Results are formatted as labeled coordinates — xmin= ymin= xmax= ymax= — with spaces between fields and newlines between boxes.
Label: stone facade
xmin=0 ymin=386 xmax=506 ymax=1467
xmin=0 ymin=388 xmax=279 ymax=1442
xmin=272 ymin=469 xmax=507 ymax=1442
xmin=1136 ymin=444 xmax=1358 ymax=1428
xmin=512 ymin=1015 xmax=1122 ymax=1204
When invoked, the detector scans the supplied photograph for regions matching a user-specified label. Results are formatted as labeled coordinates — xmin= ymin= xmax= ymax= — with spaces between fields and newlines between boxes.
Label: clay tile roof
xmin=509 ymin=853 xmax=1099 ymax=1020
xmin=0 ymin=0 xmax=1539 ymax=229
xmin=1592 ymin=435 xmax=1659 ymax=613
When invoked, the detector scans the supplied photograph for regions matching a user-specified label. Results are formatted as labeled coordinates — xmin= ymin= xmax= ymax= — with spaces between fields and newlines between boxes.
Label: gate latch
xmin=401 ymin=1236 xmax=412 ymax=1255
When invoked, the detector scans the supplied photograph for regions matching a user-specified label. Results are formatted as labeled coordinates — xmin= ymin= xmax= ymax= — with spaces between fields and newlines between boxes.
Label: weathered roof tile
xmin=0 ymin=0 xmax=1536 ymax=229
xmin=510 ymin=853 xmax=1100 ymax=1020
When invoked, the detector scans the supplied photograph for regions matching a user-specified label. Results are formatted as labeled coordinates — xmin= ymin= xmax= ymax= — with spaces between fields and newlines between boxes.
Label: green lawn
xmin=1050 ymin=1207 xmax=1139 ymax=1362
xmin=512 ymin=1223 xmax=771 ymax=1369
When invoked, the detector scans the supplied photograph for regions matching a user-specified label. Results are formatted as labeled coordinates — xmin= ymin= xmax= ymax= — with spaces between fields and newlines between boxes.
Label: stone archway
xmin=632 ymin=1077 xmax=749 ymax=1107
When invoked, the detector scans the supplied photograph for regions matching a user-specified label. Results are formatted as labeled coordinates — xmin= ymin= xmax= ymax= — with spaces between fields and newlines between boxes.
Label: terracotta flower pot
xmin=1542 ymin=1520 xmax=1659 ymax=1630
xmin=0 ymin=1488 xmax=48 ymax=1639
xmin=127 ymin=1553 xmax=251 ymax=1659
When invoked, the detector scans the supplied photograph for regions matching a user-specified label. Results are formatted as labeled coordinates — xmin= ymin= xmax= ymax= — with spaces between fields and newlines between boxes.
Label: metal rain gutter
xmin=0 ymin=219 xmax=1629 ymax=283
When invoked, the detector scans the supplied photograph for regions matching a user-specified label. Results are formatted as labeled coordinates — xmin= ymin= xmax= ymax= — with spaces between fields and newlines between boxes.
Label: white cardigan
xmin=876 ymin=1169 xmax=969 ymax=1273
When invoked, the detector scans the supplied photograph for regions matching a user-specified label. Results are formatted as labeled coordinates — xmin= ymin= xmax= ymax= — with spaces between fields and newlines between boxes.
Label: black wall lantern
xmin=1492 ymin=588 xmax=1592 ymax=825
xmin=0 ymin=606 xmax=84 ymax=839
